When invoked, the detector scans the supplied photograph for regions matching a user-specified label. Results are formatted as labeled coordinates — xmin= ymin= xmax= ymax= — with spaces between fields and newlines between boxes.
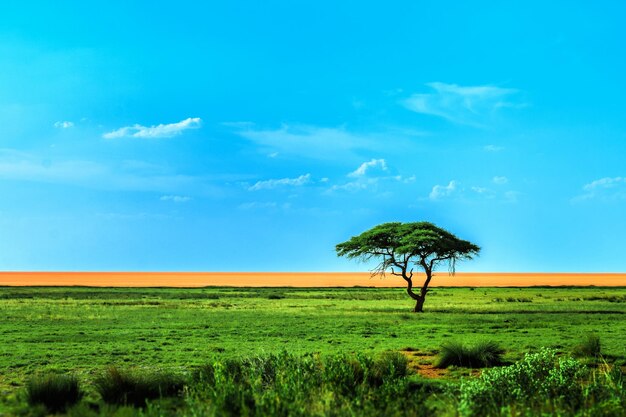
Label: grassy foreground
xmin=0 ymin=286 xmax=625 ymax=415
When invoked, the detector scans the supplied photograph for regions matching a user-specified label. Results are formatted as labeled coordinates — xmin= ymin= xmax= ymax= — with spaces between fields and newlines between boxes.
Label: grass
xmin=9 ymin=350 xmax=626 ymax=417
xmin=94 ymin=366 xmax=185 ymax=407
xmin=435 ymin=340 xmax=505 ymax=368
xmin=0 ymin=285 xmax=625 ymax=415
xmin=0 ymin=287 xmax=625 ymax=382
xmin=573 ymin=333 xmax=602 ymax=358
xmin=25 ymin=373 xmax=82 ymax=412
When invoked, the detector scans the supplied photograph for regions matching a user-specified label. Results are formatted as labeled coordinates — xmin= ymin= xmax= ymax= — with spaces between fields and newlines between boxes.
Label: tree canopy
xmin=336 ymin=222 xmax=480 ymax=312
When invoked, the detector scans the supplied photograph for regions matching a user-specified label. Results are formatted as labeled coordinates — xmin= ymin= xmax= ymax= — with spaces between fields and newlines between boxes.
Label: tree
xmin=336 ymin=222 xmax=480 ymax=312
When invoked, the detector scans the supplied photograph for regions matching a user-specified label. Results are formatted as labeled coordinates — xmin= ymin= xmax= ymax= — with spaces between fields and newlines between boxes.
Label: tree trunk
xmin=403 ymin=267 xmax=432 ymax=313
xmin=413 ymin=268 xmax=433 ymax=313
xmin=413 ymin=296 xmax=426 ymax=312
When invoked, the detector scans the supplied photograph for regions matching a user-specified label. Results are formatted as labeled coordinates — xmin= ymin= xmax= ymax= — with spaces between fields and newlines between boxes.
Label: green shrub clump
xmin=25 ymin=373 xmax=82 ymax=413
xmin=436 ymin=340 xmax=505 ymax=368
xmin=457 ymin=348 xmax=626 ymax=416
xmin=94 ymin=366 xmax=185 ymax=407
xmin=573 ymin=333 xmax=602 ymax=358
xmin=188 ymin=351 xmax=431 ymax=417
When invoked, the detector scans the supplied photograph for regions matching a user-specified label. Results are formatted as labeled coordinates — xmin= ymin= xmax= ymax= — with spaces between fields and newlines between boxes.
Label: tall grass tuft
xmin=94 ymin=366 xmax=185 ymax=407
xmin=436 ymin=340 xmax=504 ymax=368
xmin=573 ymin=333 xmax=602 ymax=358
xmin=25 ymin=373 xmax=82 ymax=413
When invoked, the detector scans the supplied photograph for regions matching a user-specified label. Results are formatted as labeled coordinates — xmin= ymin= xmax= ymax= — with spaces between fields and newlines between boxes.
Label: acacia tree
xmin=336 ymin=222 xmax=480 ymax=312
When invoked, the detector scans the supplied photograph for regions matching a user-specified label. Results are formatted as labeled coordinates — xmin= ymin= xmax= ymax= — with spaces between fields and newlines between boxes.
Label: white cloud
xmin=427 ymin=178 xmax=518 ymax=202
xmin=160 ymin=195 xmax=191 ymax=203
xmin=394 ymin=175 xmax=416 ymax=183
xmin=402 ymin=82 xmax=521 ymax=126
xmin=230 ymin=124 xmax=418 ymax=161
xmin=429 ymin=180 xmax=458 ymax=200
xmin=327 ymin=160 xmax=414 ymax=194
xmin=0 ymin=149 xmax=220 ymax=196
xmin=248 ymin=174 xmax=311 ymax=191
xmin=329 ymin=180 xmax=371 ymax=193
xmin=54 ymin=121 xmax=74 ymax=129
xmin=239 ymin=201 xmax=277 ymax=210
xmin=238 ymin=201 xmax=292 ymax=211
xmin=471 ymin=186 xmax=489 ymax=194
xmin=504 ymin=191 xmax=520 ymax=202
xmin=493 ymin=176 xmax=508 ymax=185
xmin=234 ymin=124 xmax=370 ymax=160
xmin=348 ymin=158 xmax=387 ymax=177
xmin=576 ymin=177 xmax=626 ymax=201
xmin=484 ymin=144 xmax=504 ymax=152
xmin=583 ymin=177 xmax=625 ymax=192
xmin=471 ymin=186 xmax=496 ymax=199
xmin=103 ymin=117 xmax=201 ymax=139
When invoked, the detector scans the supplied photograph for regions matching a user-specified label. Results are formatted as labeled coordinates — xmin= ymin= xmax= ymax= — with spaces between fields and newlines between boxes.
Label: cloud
xmin=233 ymin=124 xmax=371 ymax=160
xmin=429 ymin=180 xmax=458 ymax=200
xmin=248 ymin=174 xmax=311 ymax=191
xmin=470 ymin=186 xmax=497 ymax=199
xmin=402 ymin=82 xmax=521 ymax=126
xmin=0 ymin=149 xmax=220 ymax=196
xmin=348 ymin=158 xmax=387 ymax=177
xmin=329 ymin=181 xmax=371 ymax=193
xmin=583 ymin=177 xmax=625 ymax=192
xmin=576 ymin=177 xmax=626 ymax=201
xmin=103 ymin=117 xmax=201 ymax=139
xmin=54 ymin=121 xmax=74 ymax=129
xmin=484 ymin=144 xmax=504 ymax=152
xmin=229 ymin=124 xmax=421 ymax=161
xmin=160 ymin=195 xmax=191 ymax=203
xmin=504 ymin=191 xmax=520 ymax=202
xmin=493 ymin=176 xmax=508 ymax=185
xmin=428 ymin=178 xmax=519 ymax=202
xmin=237 ymin=201 xmax=293 ymax=211
xmin=0 ymin=149 xmax=106 ymax=183
xmin=471 ymin=186 xmax=489 ymax=194
xmin=327 ymin=160 xmax=414 ymax=193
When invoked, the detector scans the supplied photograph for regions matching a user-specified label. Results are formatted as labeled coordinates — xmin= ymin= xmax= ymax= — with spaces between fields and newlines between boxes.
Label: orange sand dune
xmin=0 ymin=272 xmax=625 ymax=287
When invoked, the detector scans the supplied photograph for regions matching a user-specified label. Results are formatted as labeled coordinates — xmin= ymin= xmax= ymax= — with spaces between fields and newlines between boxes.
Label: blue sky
xmin=1 ymin=1 xmax=625 ymax=272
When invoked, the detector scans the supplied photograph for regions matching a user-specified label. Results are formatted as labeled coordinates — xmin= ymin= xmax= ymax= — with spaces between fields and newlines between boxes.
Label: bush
xmin=457 ymin=348 xmax=588 ymax=416
xmin=366 ymin=351 xmax=410 ymax=386
xmin=186 ymin=352 xmax=429 ymax=417
xmin=573 ymin=333 xmax=602 ymax=358
xmin=267 ymin=293 xmax=285 ymax=300
xmin=436 ymin=340 xmax=504 ymax=368
xmin=25 ymin=373 xmax=82 ymax=412
xmin=94 ymin=366 xmax=185 ymax=407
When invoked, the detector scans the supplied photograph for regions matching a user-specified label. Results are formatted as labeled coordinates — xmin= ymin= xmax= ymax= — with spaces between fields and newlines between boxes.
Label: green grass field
xmin=1 ymin=286 xmax=625 ymax=415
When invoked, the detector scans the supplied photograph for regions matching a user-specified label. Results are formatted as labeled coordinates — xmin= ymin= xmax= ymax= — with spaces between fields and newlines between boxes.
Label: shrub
xmin=573 ymin=333 xmax=602 ymax=358
xmin=457 ymin=348 xmax=588 ymax=416
xmin=436 ymin=340 xmax=504 ymax=368
xmin=94 ymin=366 xmax=185 ymax=407
xmin=323 ymin=354 xmax=365 ymax=395
xmin=186 ymin=352 xmax=428 ymax=417
xmin=25 ymin=373 xmax=82 ymax=412
xmin=366 ymin=351 xmax=410 ymax=387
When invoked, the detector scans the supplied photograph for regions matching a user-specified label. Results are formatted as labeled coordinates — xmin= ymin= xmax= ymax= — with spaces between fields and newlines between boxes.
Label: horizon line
xmin=0 ymin=271 xmax=624 ymax=288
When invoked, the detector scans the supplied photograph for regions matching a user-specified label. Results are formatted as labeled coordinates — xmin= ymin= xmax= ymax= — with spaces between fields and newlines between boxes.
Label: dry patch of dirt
xmin=400 ymin=349 xmax=482 ymax=379
xmin=400 ymin=349 xmax=448 ymax=379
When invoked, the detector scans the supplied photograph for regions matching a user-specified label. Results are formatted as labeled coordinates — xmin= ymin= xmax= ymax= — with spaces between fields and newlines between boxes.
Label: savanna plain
xmin=1 ymin=285 xmax=625 ymax=416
